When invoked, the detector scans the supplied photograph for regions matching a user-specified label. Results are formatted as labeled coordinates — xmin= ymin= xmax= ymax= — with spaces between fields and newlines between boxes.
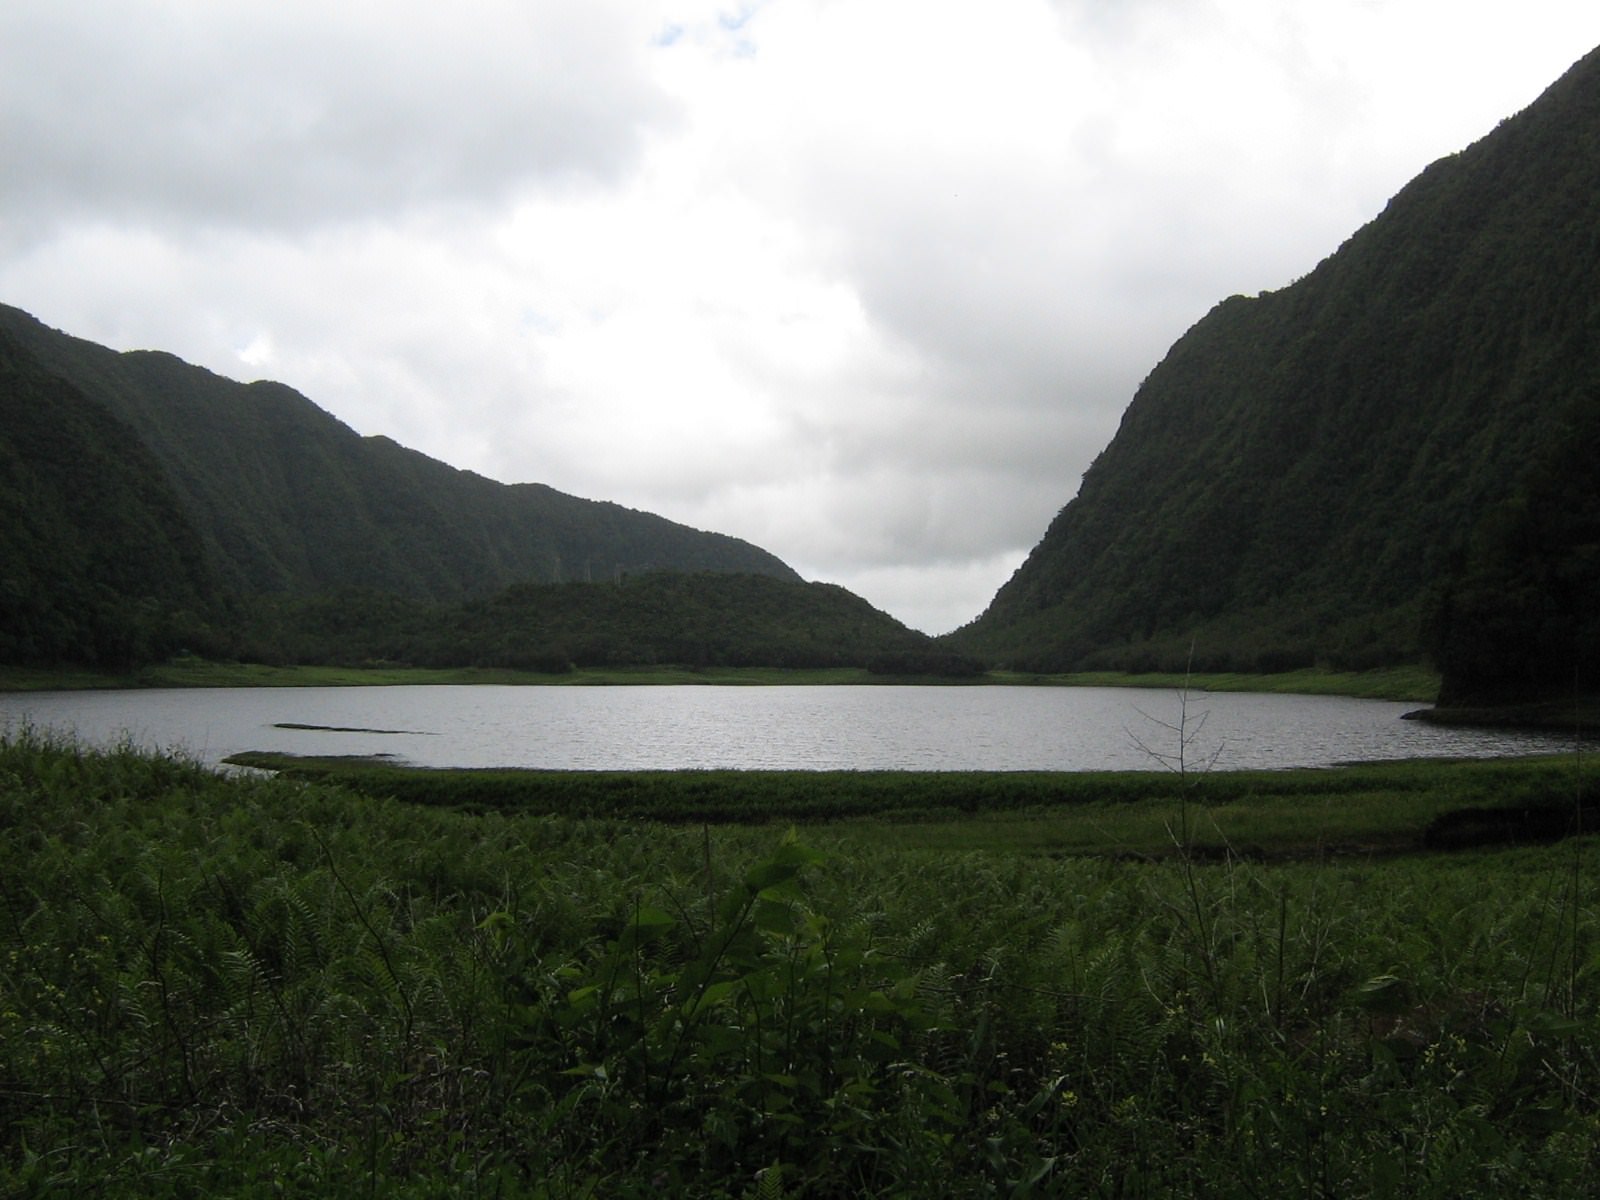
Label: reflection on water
xmin=0 ymin=684 xmax=1580 ymax=773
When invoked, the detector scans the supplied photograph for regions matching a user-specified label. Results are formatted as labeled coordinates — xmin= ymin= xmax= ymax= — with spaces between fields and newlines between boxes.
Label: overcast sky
xmin=4 ymin=2 xmax=1598 ymax=633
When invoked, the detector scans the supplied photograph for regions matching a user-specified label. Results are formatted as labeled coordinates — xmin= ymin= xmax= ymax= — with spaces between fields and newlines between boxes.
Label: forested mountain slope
xmin=949 ymin=44 xmax=1600 ymax=701
xmin=0 ymin=303 xmax=799 ymax=602
xmin=1 ymin=307 xmax=966 ymax=675
xmin=0 ymin=329 xmax=218 ymax=667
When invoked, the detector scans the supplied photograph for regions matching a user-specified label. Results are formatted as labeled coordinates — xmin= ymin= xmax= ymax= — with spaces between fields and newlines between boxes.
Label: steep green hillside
xmin=0 ymin=330 xmax=221 ymax=667
xmin=0 ymin=304 xmax=800 ymax=601
xmin=0 ymin=306 xmax=960 ymax=674
xmin=949 ymin=44 xmax=1600 ymax=698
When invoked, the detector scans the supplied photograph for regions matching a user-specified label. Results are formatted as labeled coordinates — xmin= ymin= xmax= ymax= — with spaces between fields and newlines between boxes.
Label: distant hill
xmin=947 ymin=44 xmax=1600 ymax=703
xmin=241 ymin=572 xmax=950 ymax=674
xmin=0 ymin=305 xmax=963 ymax=674
xmin=0 ymin=304 xmax=799 ymax=603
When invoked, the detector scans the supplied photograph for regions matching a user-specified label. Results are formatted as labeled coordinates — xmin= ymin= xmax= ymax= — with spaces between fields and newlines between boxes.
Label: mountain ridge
xmin=0 ymin=302 xmax=800 ymax=601
xmin=946 ymin=43 xmax=1600 ymax=700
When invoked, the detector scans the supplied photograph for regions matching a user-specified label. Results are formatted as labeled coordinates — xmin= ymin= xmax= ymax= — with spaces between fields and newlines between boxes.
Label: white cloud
xmin=0 ymin=0 xmax=673 ymax=239
xmin=3 ymin=0 xmax=1599 ymax=634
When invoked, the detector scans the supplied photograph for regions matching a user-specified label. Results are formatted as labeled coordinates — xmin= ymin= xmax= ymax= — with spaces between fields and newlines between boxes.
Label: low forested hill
xmin=948 ymin=44 xmax=1600 ymax=702
xmin=239 ymin=571 xmax=956 ymax=673
xmin=0 ymin=303 xmax=799 ymax=602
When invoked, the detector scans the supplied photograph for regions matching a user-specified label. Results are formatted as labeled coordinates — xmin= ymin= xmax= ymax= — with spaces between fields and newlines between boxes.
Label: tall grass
xmin=2 ymin=730 xmax=1596 ymax=1196
xmin=225 ymin=751 xmax=1591 ymax=858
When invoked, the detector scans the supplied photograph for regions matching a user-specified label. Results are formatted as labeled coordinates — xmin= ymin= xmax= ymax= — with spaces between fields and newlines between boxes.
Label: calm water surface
xmin=0 ymin=685 xmax=1578 ymax=771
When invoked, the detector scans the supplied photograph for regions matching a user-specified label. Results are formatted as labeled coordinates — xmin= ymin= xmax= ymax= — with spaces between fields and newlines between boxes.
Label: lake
xmin=0 ymin=684 xmax=1579 ymax=772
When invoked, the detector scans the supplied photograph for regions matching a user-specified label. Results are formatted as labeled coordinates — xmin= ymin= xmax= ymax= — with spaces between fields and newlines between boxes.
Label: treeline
xmin=233 ymin=572 xmax=974 ymax=675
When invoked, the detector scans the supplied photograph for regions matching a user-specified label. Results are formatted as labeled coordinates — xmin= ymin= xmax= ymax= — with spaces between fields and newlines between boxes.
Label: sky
xmin=4 ymin=2 xmax=1599 ymax=635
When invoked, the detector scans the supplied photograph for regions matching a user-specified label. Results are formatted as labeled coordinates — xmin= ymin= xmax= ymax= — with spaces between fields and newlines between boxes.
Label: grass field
xmin=3 ymin=731 xmax=1595 ymax=1196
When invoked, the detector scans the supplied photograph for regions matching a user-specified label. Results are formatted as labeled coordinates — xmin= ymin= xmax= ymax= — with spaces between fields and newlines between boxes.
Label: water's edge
xmin=2 ymin=683 xmax=1575 ymax=774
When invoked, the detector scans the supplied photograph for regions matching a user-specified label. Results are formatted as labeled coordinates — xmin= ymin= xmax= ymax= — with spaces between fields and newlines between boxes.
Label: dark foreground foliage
xmin=3 ymin=733 xmax=1598 ymax=1196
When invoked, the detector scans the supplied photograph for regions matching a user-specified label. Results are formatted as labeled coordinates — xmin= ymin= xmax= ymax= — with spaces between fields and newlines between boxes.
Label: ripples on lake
xmin=0 ymin=685 xmax=1579 ymax=772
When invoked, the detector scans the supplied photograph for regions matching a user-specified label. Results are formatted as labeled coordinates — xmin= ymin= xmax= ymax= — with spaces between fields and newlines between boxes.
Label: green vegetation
xmin=1424 ymin=385 xmax=1600 ymax=705
xmin=233 ymin=573 xmax=952 ymax=673
xmin=949 ymin=45 xmax=1600 ymax=704
xmin=0 ymin=328 xmax=222 ymax=670
xmin=5 ymin=731 xmax=1597 ymax=1195
xmin=219 ymin=753 xmax=1587 ymax=856
xmin=0 ymin=660 xmax=879 ymax=692
xmin=0 ymin=300 xmax=951 ymax=678
xmin=0 ymin=659 xmax=1436 ymax=701
xmin=4 ymin=304 xmax=882 ymax=678
xmin=1012 ymin=664 xmax=1441 ymax=703
xmin=0 ymin=303 xmax=798 ymax=606
xmin=0 ymin=665 xmax=149 ymax=692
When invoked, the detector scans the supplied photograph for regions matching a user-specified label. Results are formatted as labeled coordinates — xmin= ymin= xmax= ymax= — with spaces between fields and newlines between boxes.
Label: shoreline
xmin=0 ymin=659 xmax=1441 ymax=701
xmin=1405 ymin=698 xmax=1599 ymax=736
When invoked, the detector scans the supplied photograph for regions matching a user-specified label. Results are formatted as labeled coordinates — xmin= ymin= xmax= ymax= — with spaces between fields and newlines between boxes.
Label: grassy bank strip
xmin=0 ymin=660 xmax=885 ymax=691
xmin=4 ymin=658 xmax=1439 ymax=699
xmin=4 ymin=732 xmax=1597 ymax=1196
xmin=1002 ymin=663 xmax=1442 ymax=702
xmin=0 ymin=665 xmax=133 ymax=691
xmin=225 ymin=752 xmax=1587 ymax=859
